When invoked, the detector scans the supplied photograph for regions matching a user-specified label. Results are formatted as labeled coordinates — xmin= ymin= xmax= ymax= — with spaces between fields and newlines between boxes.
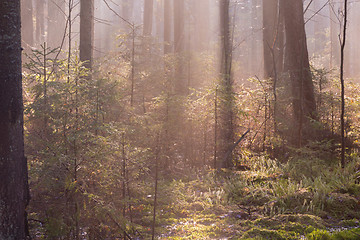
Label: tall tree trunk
xmin=282 ymin=0 xmax=317 ymax=146
xmin=193 ymin=0 xmax=210 ymax=51
xmin=263 ymin=0 xmax=284 ymax=132
xmin=48 ymin=0 xmax=66 ymax=49
xmin=263 ymin=0 xmax=279 ymax=80
xmin=143 ymin=0 xmax=154 ymax=56
xmin=219 ymin=0 xmax=234 ymax=168
xmin=250 ymin=0 xmax=259 ymax=75
xmin=21 ymin=0 xmax=33 ymax=48
xmin=122 ymin=0 xmax=134 ymax=23
xmin=164 ymin=0 xmax=172 ymax=55
xmin=154 ymin=0 xmax=164 ymax=44
xmin=143 ymin=0 xmax=154 ymax=37
xmin=35 ymin=0 xmax=46 ymax=46
xmin=313 ymin=0 xmax=327 ymax=58
xmin=80 ymin=0 xmax=94 ymax=70
xmin=340 ymin=0 xmax=348 ymax=168
xmin=173 ymin=0 xmax=186 ymax=95
xmin=329 ymin=0 xmax=340 ymax=69
xmin=0 ymin=1 xmax=29 ymax=239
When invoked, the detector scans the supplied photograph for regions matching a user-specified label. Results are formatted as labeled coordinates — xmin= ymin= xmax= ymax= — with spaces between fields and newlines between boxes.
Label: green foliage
xmin=24 ymin=45 xmax=156 ymax=238
xmin=307 ymin=229 xmax=332 ymax=240
xmin=242 ymin=227 xmax=299 ymax=240
xmin=22 ymin=24 xmax=360 ymax=240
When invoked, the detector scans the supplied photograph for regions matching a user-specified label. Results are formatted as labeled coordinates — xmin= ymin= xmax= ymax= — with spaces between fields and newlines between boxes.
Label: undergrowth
xmin=154 ymin=142 xmax=360 ymax=239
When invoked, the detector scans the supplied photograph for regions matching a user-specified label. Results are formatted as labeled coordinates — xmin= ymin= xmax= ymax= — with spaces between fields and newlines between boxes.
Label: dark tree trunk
xmin=282 ymin=0 xmax=317 ymax=145
xmin=173 ymin=0 xmax=186 ymax=95
xmin=219 ymin=0 xmax=234 ymax=169
xmin=80 ymin=0 xmax=94 ymax=70
xmin=340 ymin=0 xmax=348 ymax=168
xmin=263 ymin=0 xmax=280 ymax=80
xmin=48 ymin=0 xmax=66 ymax=49
xmin=263 ymin=0 xmax=284 ymax=132
xmin=21 ymin=0 xmax=33 ymax=48
xmin=0 ymin=1 xmax=29 ymax=239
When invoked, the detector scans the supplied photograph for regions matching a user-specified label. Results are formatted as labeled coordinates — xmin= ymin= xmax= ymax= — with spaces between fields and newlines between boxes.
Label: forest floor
xmin=134 ymin=153 xmax=360 ymax=239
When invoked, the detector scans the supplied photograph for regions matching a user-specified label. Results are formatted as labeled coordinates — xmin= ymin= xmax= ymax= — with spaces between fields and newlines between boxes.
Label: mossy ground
xmin=148 ymin=163 xmax=360 ymax=239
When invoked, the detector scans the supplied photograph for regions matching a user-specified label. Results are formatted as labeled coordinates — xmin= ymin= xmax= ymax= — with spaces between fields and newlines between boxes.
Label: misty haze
xmin=1 ymin=0 xmax=360 ymax=239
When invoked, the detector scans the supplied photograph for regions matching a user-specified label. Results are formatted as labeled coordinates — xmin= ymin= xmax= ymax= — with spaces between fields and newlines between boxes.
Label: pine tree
xmin=0 ymin=1 xmax=29 ymax=238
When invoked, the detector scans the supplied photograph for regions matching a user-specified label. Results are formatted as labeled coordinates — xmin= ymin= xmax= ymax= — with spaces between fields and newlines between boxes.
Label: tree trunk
xmin=35 ymin=0 xmax=46 ymax=46
xmin=219 ymin=0 xmax=234 ymax=168
xmin=250 ymin=0 xmax=259 ymax=75
xmin=173 ymin=0 xmax=186 ymax=95
xmin=21 ymin=0 xmax=33 ymax=48
xmin=122 ymin=0 xmax=134 ymax=23
xmin=313 ymin=0 xmax=327 ymax=58
xmin=193 ymin=0 xmax=210 ymax=51
xmin=143 ymin=0 xmax=154 ymax=37
xmin=164 ymin=0 xmax=172 ymax=55
xmin=80 ymin=0 xmax=94 ymax=70
xmin=263 ymin=0 xmax=284 ymax=132
xmin=329 ymin=0 xmax=340 ymax=69
xmin=0 ymin=1 xmax=29 ymax=239
xmin=282 ymin=0 xmax=317 ymax=145
xmin=263 ymin=0 xmax=279 ymax=80
xmin=340 ymin=0 xmax=348 ymax=168
xmin=143 ymin=0 xmax=154 ymax=56
xmin=48 ymin=0 xmax=66 ymax=49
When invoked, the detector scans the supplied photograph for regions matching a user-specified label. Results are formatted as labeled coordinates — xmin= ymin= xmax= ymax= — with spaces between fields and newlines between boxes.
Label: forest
xmin=1 ymin=0 xmax=360 ymax=239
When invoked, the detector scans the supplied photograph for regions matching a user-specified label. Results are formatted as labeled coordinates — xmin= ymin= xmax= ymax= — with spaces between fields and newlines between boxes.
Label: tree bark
xmin=0 ymin=1 xmax=29 ymax=239
xmin=340 ymin=0 xmax=348 ymax=168
xmin=219 ymin=0 xmax=234 ymax=168
xmin=21 ymin=0 xmax=33 ymax=48
xmin=263 ymin=0 xmax=284 ymax=132
xmin=80 ymin=0 xmax=94 ymax=70
xmin=282 ymin=0 xmax=317 ymax=145
xmin=263 ymin=0 xmax=279 ymax=80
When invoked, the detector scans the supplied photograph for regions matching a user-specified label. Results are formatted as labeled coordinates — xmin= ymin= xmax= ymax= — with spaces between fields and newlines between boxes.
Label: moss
xmin=242 ymin=227 xmax=299 ymax=240
xmin=188 ymin=201 xmax=205 ymax=212
xmin=281 ymin=222 xmax=308 ymax=233
xmin=324 ymin=193 xmax=360 ymax=218
xmin=253 ymin=214 xmax=326 ymax=230
xmin=332 ymin=228 xmax=360 ymax=240
xmin=305 ymin=228 xmax=360 ymax=240
xmin=339 ymin=219 xmax=360 ymax=228
xmin=340 ymin=184 xmax=360 ymax=197
xmin=306 ymin=229 xmax=331 ymax=240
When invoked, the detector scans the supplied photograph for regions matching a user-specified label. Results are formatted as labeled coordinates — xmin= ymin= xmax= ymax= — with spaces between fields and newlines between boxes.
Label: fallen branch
xmin=224 ymin=129 xmax=250 ymax=161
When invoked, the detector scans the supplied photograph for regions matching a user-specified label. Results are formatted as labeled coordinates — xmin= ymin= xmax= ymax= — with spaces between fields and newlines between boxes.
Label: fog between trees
xmin=6 ymin=0 xmax=360 ymax=239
